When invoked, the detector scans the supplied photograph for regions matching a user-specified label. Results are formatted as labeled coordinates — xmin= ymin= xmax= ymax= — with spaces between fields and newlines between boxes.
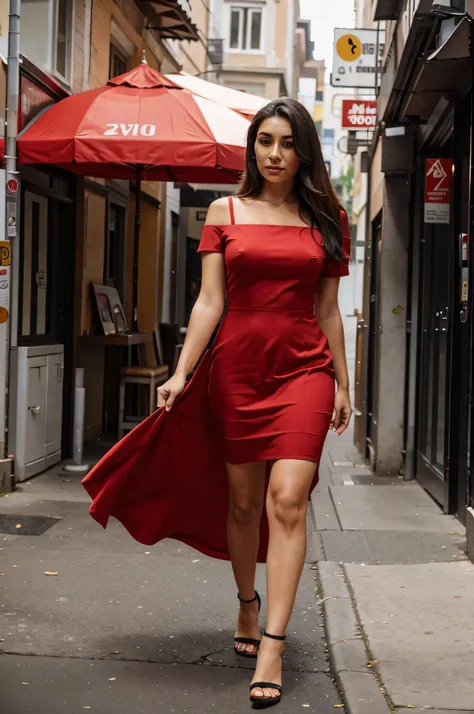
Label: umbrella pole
xmin=132 ymin=166 xmax=140 ymax=332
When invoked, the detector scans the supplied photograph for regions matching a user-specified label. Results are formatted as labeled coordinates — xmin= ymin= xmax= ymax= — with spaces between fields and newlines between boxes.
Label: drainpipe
xmin=0 ymin=0 xmax=20 ymax=482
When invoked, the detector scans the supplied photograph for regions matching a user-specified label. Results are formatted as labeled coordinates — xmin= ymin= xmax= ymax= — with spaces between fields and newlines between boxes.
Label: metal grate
xmin=0 ymin=514 xmax=61 ymax=536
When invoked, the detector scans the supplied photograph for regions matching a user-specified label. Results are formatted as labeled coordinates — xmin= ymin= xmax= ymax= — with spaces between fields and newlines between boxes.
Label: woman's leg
xmin=251 ymin=458 xmax=316 ymax=700
xmin=226 ymin=461 xmax=266 ymax=655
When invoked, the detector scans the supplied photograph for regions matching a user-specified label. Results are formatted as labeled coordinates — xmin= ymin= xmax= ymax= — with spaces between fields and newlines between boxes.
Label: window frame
xmin=109 ymin=43 xmax=129 ymax=79
xmin=52 ymin=0 xmax=74 ymax=86
xmin=228 ymin=4 xmax=264 ymax=54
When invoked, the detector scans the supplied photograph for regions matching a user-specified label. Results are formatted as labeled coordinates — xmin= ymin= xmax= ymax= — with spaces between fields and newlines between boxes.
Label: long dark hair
xmin=237 ymin=98 xmax=345 ymax=261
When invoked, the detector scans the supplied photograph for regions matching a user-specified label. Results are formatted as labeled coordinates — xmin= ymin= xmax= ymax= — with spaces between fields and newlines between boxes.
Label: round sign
xmin=7 ymin=178 xmax=18 ymax=193
xmin=0 ymin=307 xmax=8 ymax=324
xmin=336 ymin=34 xmax=362 ymax=62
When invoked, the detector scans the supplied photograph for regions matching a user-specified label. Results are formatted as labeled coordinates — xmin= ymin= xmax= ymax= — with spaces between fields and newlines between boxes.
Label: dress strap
xmin=228 ymin=196 xmax=235 ymax=225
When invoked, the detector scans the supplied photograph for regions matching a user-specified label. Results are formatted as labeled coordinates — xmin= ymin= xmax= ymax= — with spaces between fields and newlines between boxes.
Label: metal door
xmin=26 ymin=356 xmax=47 ymax=465
xmin=45 ymin=353 xmax=64 ymax=456
xmin=417 ymin=220 xmax=451 ymax=504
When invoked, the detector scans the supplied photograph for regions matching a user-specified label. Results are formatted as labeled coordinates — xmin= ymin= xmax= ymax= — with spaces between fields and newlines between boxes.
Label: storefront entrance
xmin=417 ymin=94 xmax=471 ymax=520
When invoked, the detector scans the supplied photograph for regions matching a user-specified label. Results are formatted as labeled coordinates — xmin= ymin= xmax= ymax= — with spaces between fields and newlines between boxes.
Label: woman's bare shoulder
xmin=205 ymin=197 xmax=231 ymax=226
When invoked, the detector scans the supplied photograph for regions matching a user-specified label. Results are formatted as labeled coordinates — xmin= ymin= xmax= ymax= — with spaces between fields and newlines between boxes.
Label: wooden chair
xmin=118 ymin=331 xmax=169 ymax=438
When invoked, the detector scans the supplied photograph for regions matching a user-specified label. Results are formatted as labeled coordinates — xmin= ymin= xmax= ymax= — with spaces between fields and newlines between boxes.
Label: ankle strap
xmin=263 ymin=631 xmax=286 ymax=641
xmin=238 ymin=591 xmax=258 ymax=604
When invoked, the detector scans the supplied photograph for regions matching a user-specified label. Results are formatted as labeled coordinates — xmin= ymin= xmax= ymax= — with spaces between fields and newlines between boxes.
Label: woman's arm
xmin=314 ymin=277 xmax=351 ymax=434
xmin=157 ymin=200 xmax=228 ymax=411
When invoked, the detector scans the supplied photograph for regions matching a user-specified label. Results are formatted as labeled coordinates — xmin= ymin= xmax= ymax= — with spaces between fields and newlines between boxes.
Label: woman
xmin=157 ymin=98 xmax=351 ymax=707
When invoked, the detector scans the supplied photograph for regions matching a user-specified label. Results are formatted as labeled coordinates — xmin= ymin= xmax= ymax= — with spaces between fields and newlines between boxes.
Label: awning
xmin=401 ymin=16 xmax=471 ymax=121
xmin=139 ymin=0 xmax=199 ymax=41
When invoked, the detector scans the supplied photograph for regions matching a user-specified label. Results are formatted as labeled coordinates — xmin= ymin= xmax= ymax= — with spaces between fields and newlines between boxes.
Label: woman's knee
xmin=229 ymin=497 xmax=263 ymax=526
xmin=268 ymin=489 xmax=308 ymax=532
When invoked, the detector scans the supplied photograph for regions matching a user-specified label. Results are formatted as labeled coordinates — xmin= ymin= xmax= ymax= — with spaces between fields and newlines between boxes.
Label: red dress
xmin=82 ymin=201 xmax=350 ymax=562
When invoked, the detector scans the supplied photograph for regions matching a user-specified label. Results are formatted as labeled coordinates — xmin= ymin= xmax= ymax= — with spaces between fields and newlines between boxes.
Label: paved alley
xmin=0 ymin=465 xmax=342 ymax=714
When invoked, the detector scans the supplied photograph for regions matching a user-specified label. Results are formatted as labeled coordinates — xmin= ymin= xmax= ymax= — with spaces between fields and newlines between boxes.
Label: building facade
xmin=0 ymin=0 xmax=207 ymax=480
xmin=207 ymin=0 xmax=302 ymax=99
xmin=357 ymin=0 xmax=474 ymax=542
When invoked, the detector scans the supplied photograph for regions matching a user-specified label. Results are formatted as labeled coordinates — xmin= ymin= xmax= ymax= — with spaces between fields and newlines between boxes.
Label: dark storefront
xmin=361 ymin=3 xmax=474 ymax=528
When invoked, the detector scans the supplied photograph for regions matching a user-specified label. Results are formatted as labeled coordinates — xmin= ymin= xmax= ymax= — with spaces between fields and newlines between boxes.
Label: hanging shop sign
xmin=424 ymin=158 xmax=453 ymax=224
xmin=332 ymin=28 xmax=385 ymax=89
xmin=341 ymin=100 xmax=377 ymax=128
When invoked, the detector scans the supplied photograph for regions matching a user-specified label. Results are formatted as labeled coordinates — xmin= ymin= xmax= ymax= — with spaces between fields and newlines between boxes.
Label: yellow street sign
xmin=336 ymin=34 xmax=362 ymax=62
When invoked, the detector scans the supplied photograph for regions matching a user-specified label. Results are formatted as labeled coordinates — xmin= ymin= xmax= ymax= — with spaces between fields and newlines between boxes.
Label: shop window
xmin=229 ymin=6 xmax=263 ymax=52
xmin=54 ymin=0 xmax=73 ymax=84
xmin=104 ymin=204 xmax=126 ymax=299
xmin=109 ymin=44 xmax=128 ymax=79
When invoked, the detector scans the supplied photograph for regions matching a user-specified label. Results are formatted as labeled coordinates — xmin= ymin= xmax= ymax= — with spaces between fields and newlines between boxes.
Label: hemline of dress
xmin=224 ymin=452 xmax=321 ymax=466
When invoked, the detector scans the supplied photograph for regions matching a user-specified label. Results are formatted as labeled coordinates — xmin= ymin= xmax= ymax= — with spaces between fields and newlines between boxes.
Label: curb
xmin=317 ymin=561 xmax=391 ymax=714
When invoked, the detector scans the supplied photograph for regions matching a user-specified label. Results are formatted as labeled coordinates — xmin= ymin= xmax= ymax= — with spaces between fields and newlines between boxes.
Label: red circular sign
xmin=7 ymin=178 xmax=18 ymax=193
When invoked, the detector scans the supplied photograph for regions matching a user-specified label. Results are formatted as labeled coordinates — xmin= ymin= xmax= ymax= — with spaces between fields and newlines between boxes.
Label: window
xmin=229 ymin=6 xmax=263 ymax=52
xmin=109 ymin=44 xmax=128 ymax=79
xmin=54 ymin=0 xmax=73 ymax=83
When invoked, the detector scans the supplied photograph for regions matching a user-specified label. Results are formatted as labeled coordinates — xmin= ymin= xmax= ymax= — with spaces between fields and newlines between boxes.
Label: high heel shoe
xmin=249 ymin=631 xmax=286 ymax=708
xmin=234 ymin=591 xmax=261 ymax=658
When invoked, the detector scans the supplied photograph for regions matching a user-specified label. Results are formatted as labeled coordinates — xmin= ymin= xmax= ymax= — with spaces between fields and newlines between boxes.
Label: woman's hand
xmin=332 ymin=388 xmax=352 ymax=435
xmin=157 ymin=374 xmax=187 ymax=412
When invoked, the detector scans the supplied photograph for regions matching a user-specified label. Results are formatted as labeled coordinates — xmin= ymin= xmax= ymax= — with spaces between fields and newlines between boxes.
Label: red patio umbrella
xmin=17 ymin=63 xmax=250 ymax=328
xmin=164 ymin=71 xmax=268 ymax=119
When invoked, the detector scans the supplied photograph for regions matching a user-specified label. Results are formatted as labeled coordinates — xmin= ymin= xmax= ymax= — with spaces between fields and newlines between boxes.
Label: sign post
xmin=331 ymin=28 xmax=385 ymax=89
xmin=1 ymin=0 xmax=20 ymax=476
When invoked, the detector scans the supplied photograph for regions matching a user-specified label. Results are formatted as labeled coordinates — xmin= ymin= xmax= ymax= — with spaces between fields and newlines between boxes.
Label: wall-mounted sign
xmin=424 ymin=158 xmax=453 ymax=224
xmin=20 ymin=76 xmax=56 ymax=131
xmin=332 ymin=28 xmax=385 ymax=88
xmin=341 ymin=99 xmax=377 ymax=128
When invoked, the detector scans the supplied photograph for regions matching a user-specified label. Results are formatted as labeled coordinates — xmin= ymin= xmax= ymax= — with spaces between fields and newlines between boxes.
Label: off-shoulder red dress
xmin=82 ymin=199 xmax=350 ymax=562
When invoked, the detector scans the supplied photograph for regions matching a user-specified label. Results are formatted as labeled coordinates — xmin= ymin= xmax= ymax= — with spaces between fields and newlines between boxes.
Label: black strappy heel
xmin=234 ymin=591 xmax=261 ymax=659
xmin=249 ymin=631 xmax=286 ymax=708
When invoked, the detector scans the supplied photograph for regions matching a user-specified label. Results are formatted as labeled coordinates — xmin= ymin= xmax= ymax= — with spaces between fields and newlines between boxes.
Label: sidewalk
xmin=314 ymin=428 xmax=474 ymax=714
xmin=0 ymin=460 xmax=342 ymax=713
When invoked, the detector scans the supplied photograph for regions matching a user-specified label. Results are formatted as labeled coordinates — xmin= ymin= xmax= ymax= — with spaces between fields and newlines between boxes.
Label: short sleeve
xmin=197 ymin=225 xmax=224 ymax=254
xmin=320 ymin=210 xmax=351 ymax=278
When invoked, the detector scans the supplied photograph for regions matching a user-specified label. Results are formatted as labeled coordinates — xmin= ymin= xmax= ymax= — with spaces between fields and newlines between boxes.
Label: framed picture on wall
xmin=92 ymin=284 xmax=116 ymax=335
xmin=93 ymin=283 xmax=129 ymax=335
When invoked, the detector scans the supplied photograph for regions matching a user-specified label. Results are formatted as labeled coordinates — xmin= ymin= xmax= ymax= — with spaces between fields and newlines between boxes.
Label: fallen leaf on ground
xmin=334 ymin=705 xmax=344 ymax=708
xmin=44 ymin=571 xmax=58 ymax=576
xmin=15 ymin=524 xmax=22 ymax=529
xmin=302 ymin=705 xmax=310 ymax=708
xmin=21 ymin=682 xmax=29 ymax=685
xmin=108 ymin=677 xmax=116 ymax=681
xmin=406 ymin=706 xmax=416 ymax=709
xmin=111 ymin=650 xmax=120 ymax=655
